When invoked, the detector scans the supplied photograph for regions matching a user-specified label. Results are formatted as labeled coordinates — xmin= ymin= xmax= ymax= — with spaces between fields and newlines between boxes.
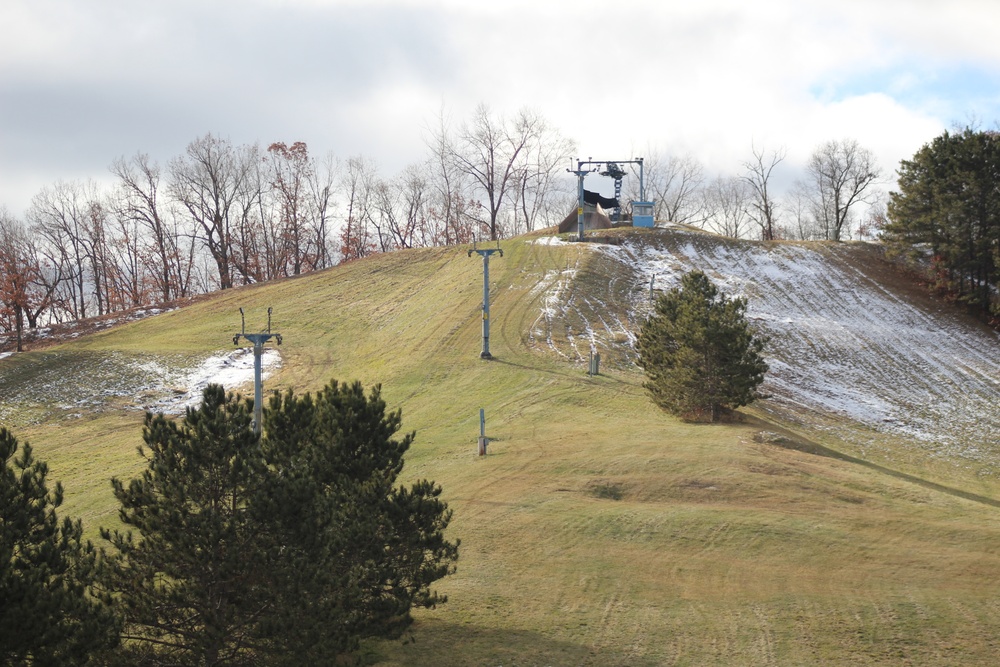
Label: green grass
xmin=5 ymin=232 xmax=1000 ymax=665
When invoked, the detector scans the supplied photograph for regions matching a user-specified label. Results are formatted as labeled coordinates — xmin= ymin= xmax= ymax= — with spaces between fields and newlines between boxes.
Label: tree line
xmin=0 ymin=104 xmax=576 ymax=351
xmin=1 ymin=380 xmax=458 ymax=666
xmin=0 ymin=99 xmax=894 ymax=350
xmin=639 ymin=138 xmax=884 ymax=242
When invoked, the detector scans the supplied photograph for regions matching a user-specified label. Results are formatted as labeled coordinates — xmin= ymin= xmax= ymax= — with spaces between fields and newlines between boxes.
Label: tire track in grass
xmin=751 ymin=603 xmax=778 ymax=667
xmin=522 ymin=245 xmax=584 ymax=361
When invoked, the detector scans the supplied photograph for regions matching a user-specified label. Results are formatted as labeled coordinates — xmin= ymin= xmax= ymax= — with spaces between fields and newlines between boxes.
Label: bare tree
xmin=0 ymin=210 xmax=39 ymax=350
xmin=110 ymin=153 xmax=184 ymax=302
xmin=82 ymin=197 xmax=113 ymax=315
xmin=307 ymin=152 xmax=337 ymax=270
xmin=267 ymin=141 xmax=315 ymax=276
xmin=512 ymin=121 xmax=575 ymax=234
xmin=229 ymin=143 xmax=269 ymax=286
xmin=27 ymin=181 xmax=99 ymax=319
xmin=106 ymin=205 xmax=148 ymax=308
xmin=783 ymin=185 xmax=819 ymax=240
xmin=426 ymin=109 xmax=475 ymax=245
xmin=448 ymin=104 xmax=543 ymax=240
xmin=4 ymin=216 xmax=62 ymax=340
xmin=370 ymin=179 xmax=401 ymax=252
xmin=805 ymin=138 xmax=882 ymax=241
xmin=371 ymin=164 xmax=429 ymax=250
xmin=169 ymin=134 xmax=255 ymax=290
xmin=368 ymin=166 xmax=429 ymax=252
xmin=742 ymin=143 xmax=786 ymax=240
xmin=701 ymin=176 xmax=753 ymax=238
xmin=634 ymin=151 xmax=705 ymax=225
xmin=338 ymin=156 xmax=379 ymax=262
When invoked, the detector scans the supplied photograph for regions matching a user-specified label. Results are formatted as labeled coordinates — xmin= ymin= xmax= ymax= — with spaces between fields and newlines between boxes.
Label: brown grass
xmin=4 ymin=231 xmax=1000 ymax=665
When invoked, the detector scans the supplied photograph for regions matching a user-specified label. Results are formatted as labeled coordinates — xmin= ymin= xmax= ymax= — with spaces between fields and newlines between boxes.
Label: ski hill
xmin=2 ymin=226 xmax=1000 ymax=665
xmin=531 ymin=230 xmax=1000 ymax=472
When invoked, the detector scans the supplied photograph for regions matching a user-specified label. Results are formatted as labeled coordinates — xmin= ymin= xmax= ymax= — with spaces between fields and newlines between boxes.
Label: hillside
xmin=541 ymin=230 xmax=1000 ymax=485
xmin=2 ymin=227 xmax=1000 ymax=665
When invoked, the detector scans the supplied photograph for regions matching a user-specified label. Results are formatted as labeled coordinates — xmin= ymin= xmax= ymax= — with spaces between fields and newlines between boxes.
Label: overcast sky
xmin=2 ymin=0 xmax=999 ymax=217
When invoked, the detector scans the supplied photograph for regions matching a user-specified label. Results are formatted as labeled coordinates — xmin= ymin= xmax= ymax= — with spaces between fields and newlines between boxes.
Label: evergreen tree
xmin=256 ymin=379 xmax=459 ymax=663
xmin=101 ymin=381 xmax=458 ymax=666
xmin=885 ymin=128 xmax=1000 ymax=318
xmin=100 ymin=386 xmax=269 ymax=666
xmin=0 ymin=428 xmax=119 ymax=666
xmin=637 ymin=270 xmax=768 ymax=421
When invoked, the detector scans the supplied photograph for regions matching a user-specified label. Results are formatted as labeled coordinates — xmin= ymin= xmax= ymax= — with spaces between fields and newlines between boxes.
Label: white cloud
xmin=3 ymin=0 xmax=1000 ymax=215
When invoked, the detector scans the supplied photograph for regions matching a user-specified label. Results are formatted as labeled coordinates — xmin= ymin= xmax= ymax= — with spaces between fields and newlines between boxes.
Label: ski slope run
xmin=541 ymin=231 xmax=1000 ymax=466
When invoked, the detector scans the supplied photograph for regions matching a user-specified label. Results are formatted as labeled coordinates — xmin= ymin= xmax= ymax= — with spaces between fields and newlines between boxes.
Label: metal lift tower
xmin=232 ymin=307 xmax=282 ymax=436
xmin=567 ymin=157 xmax=648 ymax=241
xmin=468 ymin=241 xmax=503 ymax=359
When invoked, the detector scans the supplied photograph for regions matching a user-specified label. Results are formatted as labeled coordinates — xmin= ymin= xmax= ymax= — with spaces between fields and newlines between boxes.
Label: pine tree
xmin=0 ymin=428 xmax=119 ymax=666
xmin=100 ymin=385 xmax=268 ymax=666
xmin=255 ymin=379 xmax=459 ymax=663
xmin=101 ymin=381 xmax=458 ymax=665
xmin=637 ymin=270 xmax=768 ymax=421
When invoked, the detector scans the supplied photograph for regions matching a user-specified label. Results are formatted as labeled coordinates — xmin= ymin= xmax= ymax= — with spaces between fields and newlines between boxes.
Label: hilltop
xmin=2 ymin=227 xmax=1000 ymax=665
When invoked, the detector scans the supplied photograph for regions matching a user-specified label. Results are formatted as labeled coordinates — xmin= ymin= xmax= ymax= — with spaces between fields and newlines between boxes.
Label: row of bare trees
xmin=1 ymin=100 xmax=887 ymax=347
xmin=633 ymin=139 xmax=884 ymax=242
xmin=0 ymin=106 xmax=579 ymax=345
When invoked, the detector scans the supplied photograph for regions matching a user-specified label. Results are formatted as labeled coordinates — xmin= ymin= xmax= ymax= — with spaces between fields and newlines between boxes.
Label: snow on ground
xmin=529 ymin=266 xmax=581 ymax=359
xmin=0 ymin=346 xmax=282 ymax=425
xmin=530 ymin=236 xmax=570 ymax=246
xmin=528 ymin=238 xmax=636 ymax=362
xmin=0 ymin=305 xmax=284 ymax=417
xmin=534 ymin=233 xmax=1000 ymax=465
xmin=145 ymin=348 xmax=283 ymax=415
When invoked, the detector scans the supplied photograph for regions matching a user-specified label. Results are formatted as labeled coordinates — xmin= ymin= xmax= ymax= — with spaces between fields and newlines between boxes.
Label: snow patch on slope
xmin=145 ymin=348 xmax=283 ymax=415
xmin=529 ymin=267 xmax=580 ymax=359
xmin=617 ymin=237 xmax=1000 ymax=460
xmin=533 ymin=233 xmax=1000 ymax=464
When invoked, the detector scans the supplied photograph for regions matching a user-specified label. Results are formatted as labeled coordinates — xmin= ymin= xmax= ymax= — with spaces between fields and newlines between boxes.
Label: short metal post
xmin=478 ymin=408 xmax=488 ymax=455
xmin=588 ymin=351 xmax=601 ymax=376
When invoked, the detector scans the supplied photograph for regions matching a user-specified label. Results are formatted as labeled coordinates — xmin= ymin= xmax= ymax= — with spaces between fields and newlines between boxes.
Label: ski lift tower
xmin=468 ymin=240 xmax=503 ymax=359
xmin=567 ymin=157 xmax=650 ymax=240
xmin=232 ymin=307 xmax=282 ymax=436
xmin=600 ymin=161 xmax=628 ymax=222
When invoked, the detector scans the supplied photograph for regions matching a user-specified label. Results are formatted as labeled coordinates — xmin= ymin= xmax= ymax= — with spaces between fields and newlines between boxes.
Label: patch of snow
xmin=146 ymin=348 xmax=282 ymax=415
xmin=541 ymin=231 xmax=1000 ymax=464
xmin=532 ymin=236 xmax=569 ymax=246
xmin=529 ymin=264 xmax=580 ymax=359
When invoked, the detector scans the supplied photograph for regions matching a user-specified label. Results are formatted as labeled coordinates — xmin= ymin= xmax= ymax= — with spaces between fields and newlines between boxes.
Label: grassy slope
xmin=5 ymin=231 xmax=1000 ymax=665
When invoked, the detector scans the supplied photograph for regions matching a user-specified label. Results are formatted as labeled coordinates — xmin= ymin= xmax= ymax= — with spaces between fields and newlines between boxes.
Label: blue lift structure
xmin=567 ymin=157 xmax=654 ymax=240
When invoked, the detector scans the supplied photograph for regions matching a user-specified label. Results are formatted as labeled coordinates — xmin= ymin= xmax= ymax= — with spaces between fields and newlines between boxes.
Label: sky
xmin=2 ymin=0 xmax=1000 ymax=217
